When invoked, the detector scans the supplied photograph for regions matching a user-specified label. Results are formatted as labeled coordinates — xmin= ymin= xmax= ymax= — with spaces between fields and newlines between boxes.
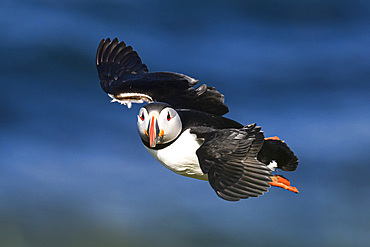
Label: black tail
xmin=257 ymin=140 xmax=298 ymax=171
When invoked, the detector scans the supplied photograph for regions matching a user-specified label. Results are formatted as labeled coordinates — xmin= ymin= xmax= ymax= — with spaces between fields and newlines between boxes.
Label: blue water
xmin=1 ymin=0 xmax=370 ymax=246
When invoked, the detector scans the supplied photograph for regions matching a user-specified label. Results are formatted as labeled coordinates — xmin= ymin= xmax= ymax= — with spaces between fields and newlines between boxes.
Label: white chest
xmin=145 ymin=129 xmax=208 ymax=180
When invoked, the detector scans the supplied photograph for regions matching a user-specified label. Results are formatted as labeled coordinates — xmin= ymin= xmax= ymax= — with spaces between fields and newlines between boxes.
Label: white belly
xmin=145 ymin=129 xmax=208 ymax=180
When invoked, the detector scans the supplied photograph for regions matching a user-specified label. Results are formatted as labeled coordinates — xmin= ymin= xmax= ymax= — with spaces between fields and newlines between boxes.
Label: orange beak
xmin=148 ymin=116 xmax=160 ymax=148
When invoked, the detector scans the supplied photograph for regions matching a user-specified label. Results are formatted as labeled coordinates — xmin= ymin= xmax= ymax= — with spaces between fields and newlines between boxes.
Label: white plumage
xmin=145 ymin=129 xmax=207 ymax=180
xmin=267 ymin=160 xmax=278 ymax=171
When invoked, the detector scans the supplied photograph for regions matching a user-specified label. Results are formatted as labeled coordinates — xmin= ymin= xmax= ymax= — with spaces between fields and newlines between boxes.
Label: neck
xmin=141 ymin=130 xmax=184 ymax=150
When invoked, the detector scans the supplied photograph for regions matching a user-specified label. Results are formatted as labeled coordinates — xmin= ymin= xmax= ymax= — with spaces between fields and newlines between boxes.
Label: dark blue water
xmin=1 ymin=0 xmax=369 ymax=246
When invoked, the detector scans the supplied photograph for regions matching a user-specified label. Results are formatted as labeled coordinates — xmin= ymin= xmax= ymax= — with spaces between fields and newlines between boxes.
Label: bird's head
xmin=137 ymin=103 xmax=182 ymax=148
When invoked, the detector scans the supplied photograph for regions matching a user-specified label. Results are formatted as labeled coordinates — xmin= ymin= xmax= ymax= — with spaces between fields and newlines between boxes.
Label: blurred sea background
xmin=1 ymin=0 xmax=369 ymax=246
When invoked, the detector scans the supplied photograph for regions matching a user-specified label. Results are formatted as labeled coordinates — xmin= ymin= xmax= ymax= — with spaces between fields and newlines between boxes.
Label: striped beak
xmin=148 ymin=116 xmax=160 ymax=148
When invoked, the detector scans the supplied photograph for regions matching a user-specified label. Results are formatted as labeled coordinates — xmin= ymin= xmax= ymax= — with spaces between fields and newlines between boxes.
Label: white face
xmin=137 ymin=106 xmax=182 ymax=148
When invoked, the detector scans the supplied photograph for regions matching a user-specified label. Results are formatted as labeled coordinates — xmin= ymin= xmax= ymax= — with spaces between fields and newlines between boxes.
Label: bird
xmin=96 ymin=38 xmax=299 ymax=201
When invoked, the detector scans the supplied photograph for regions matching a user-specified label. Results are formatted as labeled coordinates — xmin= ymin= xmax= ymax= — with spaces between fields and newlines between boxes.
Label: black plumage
xmin=96 ymin=38 xmax=300 ymax=201
xmin=191 ymin=124 xmax=272 ymax=201
xmin=96 ymin=38 xmax=228 ymax=115
xmin=258 ymin=140 xmax=299 ymax=172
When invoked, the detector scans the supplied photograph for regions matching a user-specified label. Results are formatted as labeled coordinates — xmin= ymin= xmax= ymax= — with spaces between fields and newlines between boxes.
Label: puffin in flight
xmin=96 ymin=38 xmax=299 ymax=201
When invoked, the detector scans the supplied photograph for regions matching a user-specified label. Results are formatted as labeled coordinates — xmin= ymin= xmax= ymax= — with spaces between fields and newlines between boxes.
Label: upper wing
xmin=190 ymin=124 xmax=272 ymax=201
xmin=96 ymin=38 xmax=229 ymax=115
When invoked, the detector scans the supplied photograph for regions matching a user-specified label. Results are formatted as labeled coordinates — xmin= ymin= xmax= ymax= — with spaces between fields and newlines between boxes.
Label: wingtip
xmin=97 ymin=37 xmax=149 ymax=84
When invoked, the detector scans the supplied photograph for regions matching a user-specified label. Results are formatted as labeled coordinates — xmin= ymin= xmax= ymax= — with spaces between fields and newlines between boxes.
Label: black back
xmin=177 ymin=109 xmax=243 ymax=130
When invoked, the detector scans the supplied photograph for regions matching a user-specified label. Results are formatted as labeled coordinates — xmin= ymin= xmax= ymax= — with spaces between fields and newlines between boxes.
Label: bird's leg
xmin=269 ymin=175 xmax=299 ymax=193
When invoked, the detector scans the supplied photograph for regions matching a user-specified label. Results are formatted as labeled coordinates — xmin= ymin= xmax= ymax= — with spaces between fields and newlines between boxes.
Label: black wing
xmin=96 ymin=38 xmax=229 ymax=115
xmin=191 ymin=124 xmax=272 ymax=201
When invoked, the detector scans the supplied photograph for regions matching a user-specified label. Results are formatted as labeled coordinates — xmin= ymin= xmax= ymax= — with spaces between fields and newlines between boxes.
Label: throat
xmin=141 ymin=136 xmax=177 ymax=150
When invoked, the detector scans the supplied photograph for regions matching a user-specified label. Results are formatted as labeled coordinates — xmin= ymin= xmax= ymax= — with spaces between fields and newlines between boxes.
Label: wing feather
xmin=191 ymin=124 xmax=272 ymax=201
xmin=96 ymin=38 xmax=229 ymax=115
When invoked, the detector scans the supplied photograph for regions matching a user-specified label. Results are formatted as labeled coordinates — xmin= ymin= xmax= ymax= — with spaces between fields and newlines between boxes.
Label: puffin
xmin=96 ymin=38 xmax=299 ymax=201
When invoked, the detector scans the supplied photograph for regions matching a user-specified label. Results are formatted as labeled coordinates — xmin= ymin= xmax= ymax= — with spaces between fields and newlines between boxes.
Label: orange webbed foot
xmin=265 ymin=136 xmax=281 ymax=141
xmin=270 ymin=175 xmax=299 ymax=193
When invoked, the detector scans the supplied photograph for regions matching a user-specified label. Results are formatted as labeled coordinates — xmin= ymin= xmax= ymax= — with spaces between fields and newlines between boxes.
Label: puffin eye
xmin=167 ymin=112 xmax=171 ymax=121
xmin=140 ymin=112 xmax=145 ymax=121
